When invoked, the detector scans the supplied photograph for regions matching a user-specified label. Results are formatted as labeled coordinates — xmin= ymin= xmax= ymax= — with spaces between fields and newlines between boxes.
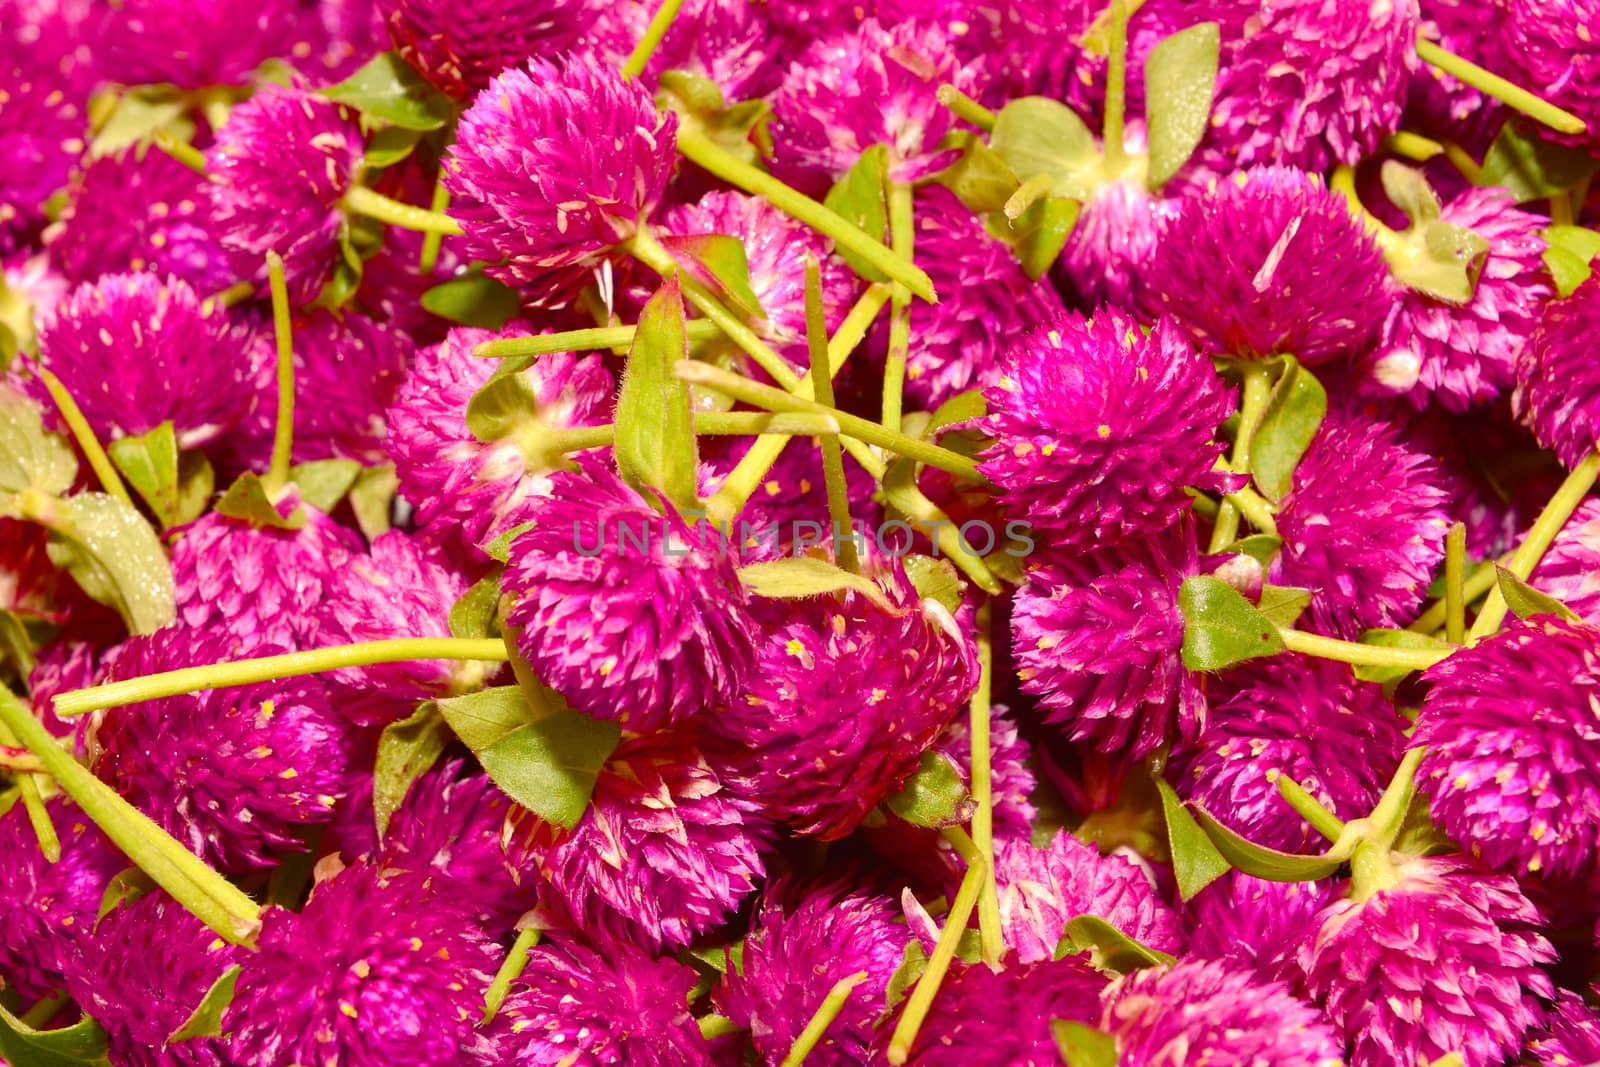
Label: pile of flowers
xmin=4 ymin=0 xmax=1600 ymax=1064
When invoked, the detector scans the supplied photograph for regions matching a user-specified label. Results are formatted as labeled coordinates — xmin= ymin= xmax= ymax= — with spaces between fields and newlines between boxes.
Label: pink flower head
xmin=1501 ymin=0 xmax=1600 ymax=148
xmin=1060 ymin=169 xmax=1178 ymax=312
xmin=586 ymin=0 xmax=781 ymax=101
xmin=1184 ymin=872 xmax=1333 ymax=987
xmin=381 ymin=0 xmax=583 ymax=98
xmin=96 ymin=0 xmax=305 ymax=88
xmin=1515 ymin=275 xmax=1600 ymax=470
xmin=0 ymin=56 xmax=85 ymax=254
xmin=1531 ymin=499 xmax=1600 ymax=624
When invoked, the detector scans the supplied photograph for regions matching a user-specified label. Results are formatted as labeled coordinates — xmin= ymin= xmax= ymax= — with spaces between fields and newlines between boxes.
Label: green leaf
xmin=737 ymin=557 xmax=896 ymax=613
xmin=1495 ymin=564 xmax=1580 ymax=622
xmin=1380 ymin=161 xmax=1443 ymax=227
xmin=885 ymin=750 xmax=970 ymax=828
xmin=477 ymin=711 xmax=622 ymax=829
xmin=1255 ymin=584 xmax=1312 ymax=630
xmin=215 ymin=473 xmax=304 ymax=530
xmin=482 ymin=521 xmax=535 ymax=564
xmin=1178 ymin=575 xmax=1284 ymax=671
xmin=989 ymin=96 xmax=1100 ymax=201
xmin=0 ymin=1004 xmax=109 ymax=1066
xmin=1143 ymin=22 xmax=1220 ymax=188
xmin=1480 ymin=118 xmax=1600 ymax=202
xmin=1543 ymin=224 xmax=1600 ymax=297
xmin=902 ymin=554 xmax=966 ymax=616
xmin=28 ymin=492 xmax=175 ymax=634
xmin=289 ymin=458 xmax=362 ymax=513
xmin=614 ymin=277 xmax=699 ymax=511
xmin=657 ymin=234 xmax=766 ymax=323
xmin=174 ymin=450 xmax=214 ymax=528
xmin=925 ymin=389 xmax=987 ymax=436
xmin=90 ymin=88 xmax=188 ymax=159
xmin=1154 ymin=776 xmax=1230 ymax=900
xmin=0 ymin=386 xmax=77 ymax=496
xmin=1056 ymin=914 xmax=1178 ymax=972
xmin=995 ymin=195 xmax=1081 ymax=280
xmin=364 ymin=125 xmax=424 ymax=168
xmin=1251 ymin=357 xmax=1327 ymax=501
xmin=1351 ymin=628 xmax=1453 ymax=683
xmin=885 ymin=941 xmax=928 ymax=1011
xmin=97 ymin=866 xmax=154 ymax=919
xmin=1190 ymin=802 xmax=1346 ymax=881
xmin=437 ymin=685 xmax=531 ymax=752
xmin=1228 ymin=533 xmax=1283 ymax=567
xmin=1052 ymin=1020 xmax=1118 ymax=1067
xmin=449 ymin=571 xmax=503 ymax=640
xmin=321 ymin=51 xmax=453 ymax=130
xmin=349 ymin=463 xmax=398 ymax=540
xmin=166 ymin=965 xmax=241 ymax=1043
xmin=1426 ymin=1055 xmax=1465 ymax=1067
xmin=421 ymin=271 xmax=521 ymax=329
xmin=372 ymin=701 xmax=452 ymax=836
xmin=822 ymin=146 xmax=891 ymax=282
xmin=930 ymin=133 xmax=1021 ymax=215
xmin=0 ymin=608 xmax=38 ymax=680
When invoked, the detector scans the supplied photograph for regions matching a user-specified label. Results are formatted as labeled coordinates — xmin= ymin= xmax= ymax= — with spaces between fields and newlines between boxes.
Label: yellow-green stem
xmin=1416 ymin=37 xmax=1586 ymax=135
xmin=886 ymin=858 xmax=988 ymax=1065
xmin=882 ymin=181 xmax=915 ymax=432
xmin=1102 ymin=0 xmax=1129 ymax=172
xmin=1207 ymin=364 xmax=1273 ymax=553
xmin=33 ymin=367 xmax=133 ymax=508
xmin=1383 ymin=130 xmax=1444 ymax=162
xmin=342 ymin=185 xmax=464 ymax=235
xmin=806 ymin=255 xmax=858 ymax=574
xmin=935 ymin=84 xmax=997 ymax=131
xmin=1281 ymin=629 xmax=1451 ymax=671
xmin=154 ymin=131 xmax=208 ymax=175
xmin=474 ymin=320 xmax=723 ymax=359
xmin=1271 ymin=770 xmax=1345 ymax=844
xmin=1445 ymin=522 xmax=1466 ymax=645
xmin=1224 ymin=486 xmax=1278 ymax=537
xmin=779 ymin=972 xmax=869 ymax=1067
xmin=1409 ymin=553 xmax=1506 ymax=634
xmin=968 ymin=602 xmax=1004 ymax=966
xmin=0 ymin=717 xmax=59 ymax=861
xmin=621 ymin=0 xmax=688 ymax=78
xmin=264 ymin=252 xmax=295 ymax=497
xmin=482 ymin=926 xmax=541 ymax=1022
xmin=419 ymin=178 xmax=450 ymax=274
xmin=1349 ymin=748 xmax=1424 ymax=901
xmin=1441 ymin=141 xmax=1483 ymax=183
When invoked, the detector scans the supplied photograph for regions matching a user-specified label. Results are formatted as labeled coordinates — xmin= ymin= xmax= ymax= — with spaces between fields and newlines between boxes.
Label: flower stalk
xmin=34 ymin=366 xmax=134 ymax=508
xmin=342 ymin=185 xmax=464 ymax=235
xmin=886 ymin=855 xmax=988 ymax=1065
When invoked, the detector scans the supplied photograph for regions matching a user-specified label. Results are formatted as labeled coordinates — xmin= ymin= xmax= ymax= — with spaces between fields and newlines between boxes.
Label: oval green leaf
xmin=1143 ymin=22 xmax=1220 ymax=188
xmin=1178 ymin=575 xmax=1284 ymax=671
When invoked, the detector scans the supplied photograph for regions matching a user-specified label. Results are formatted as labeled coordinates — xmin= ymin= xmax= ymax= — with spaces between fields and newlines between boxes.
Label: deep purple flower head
xmin=1270 ymin=409 xmax=1451 ymax=638
xmin=228 ymin=863 xmax=500 ymax=1067
xmin=715 ymin=882 xmax=909 ymax=1063
xmin=96 ymin=0 xmax=304 ymax=88
xmin=1144 ymin=166 xmax=1390 ymax=364
xmin=1515 ymin=275 xmax=1600 ymax=470
xmin=1060 ymin=170 xmax=1178 ymax=312
xmin=0 ymin=57 xmax=86 ymax=253
xmin=1098 ymin=960 xmax=1344 ymax=1066
xmin=1413 ymin=615 xmax=1600 ymax=879
xmin=446 ymin=54 xmax=677 ymax=306
xmin=1184 ymin=872 xmax=1333 ymax=987
xmin=64 ymin=891 xmax=240 ymax=1067
xmin=928 ymin=701 xmax=1038 ymax=841
xmin=382 ymin=0 xmax=581 ymax=98
xmin=1300 ymin=854 xmax=1555 ymax=1067
xmin=1204 ymin=0 xmax=1419 ymax=171
xmin=28 ymin=272 xmax=250 ymax=447
xmin=510 ymin=731 xmax=766 ymax=949
xmin=1013 ymin=522 xmax=1202 ymax=757
xmin=207 ymin=85 xmax=365 ymax=305
xmin=0 ymin=797 xmax=121 ymax=1003
xmin=1172 ymin=657 xmax=1407 ymax=853
xmin=1529 ymin=991 xmax=1600 ymax=1067
xmin=1501 ymin=0 xmax=1600 ymax=147
xmin=503 ymin=459 xmax=757 ymax=733
xmin=771 ymin=17 xmax=980 ymax=186
xmin=1532 ymin=500 xmax=1600 ymax=624
xmin=586 ymin=0 xmax=781 ymax=101
xmin=95 ymin=626 xmax=355 ymax=873
xmin=712 ymin=557 xmax=979 ymax=838
xmin=978 ymin=309 xmax=1236 ymax=550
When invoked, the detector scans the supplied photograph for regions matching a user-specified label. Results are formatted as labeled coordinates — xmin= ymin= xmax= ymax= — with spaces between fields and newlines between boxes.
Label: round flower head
xmin=1143 ymin=166 xmax=1390 ymax=365
xmin=1012 ymin=522 xmax=1202 ymax=757
xmin=96 ymin=0 xmax=304 ymax=88
xmin=1060 ymin=169 xmax=1177 ymax=312
xmin=207 ymin=85 xmax=365 ymax=305
xmin=1515 ymin=275 xmax=1600 ymax=469
xmin=1300 ymin=854 xmax=1554 ymax=1067
xmin=712 ymin=556 xmax=979 ymax=838
xmin=1204 ymin=0 xmax=1419 ymax=171
xmin=1269 ymin=409 xmax=1451 ymax=638
xmin=1412 ymin=614 xmax=1600 ymax=879
xmin=0 ymin=57 xmax=86 ymax=253
xmin=1184 ymin=872 xmax=1333 ymax=986
xmin=1529 ymin=991 xmax=1600 ymax=1067
xmin=586 ymin=0 xmax=781 ymax=101
xmin=446 ymin=54 xmax=677 ymax=307
xmin=381 ymin=0 xmax=582 ymax=98
xmin=1501 ymin=0 xmax=1600 ymax=147
xmin=29 ymin=272 xmax=250 ymax=447
xmin=64 ymin=891 xmax=240 ymax=1067
xmin=95 ymin=627 xmax=354 ymax=873
xmin=510 ymin=731 xmax=766 ymax=950
xmin=715 ymin=882 xmax=909 ymax=1063
xmin=503 ymin=459 xmax=757 ymax=733
xmin=928 ymin=701 xmax=1038 ymax=841
xmin=771 ymin=17 xmax=980 ymax=186
xmin=978 ymin=309 xmax=1236 ymax=551
xmin=1532 ymin=500 xmax=1600 ymax=623
xmin=227 ymin=863 xmax=500 ymax=1067
xmin=0 ymin=797 xmax=122 ymax=1003
xmin=1172 ymin=657 xmax=1407 ymax=853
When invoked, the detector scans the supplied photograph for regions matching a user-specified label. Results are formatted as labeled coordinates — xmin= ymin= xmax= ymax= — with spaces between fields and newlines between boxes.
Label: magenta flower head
xmin=1529 ymin=991 xmax=1600 ymax=1067
xmin=1532 ymin=499 xmax=1600 ymax=623
xmin=207 ymin=85 xmax=365 ymax=305
xmin=510 ymin=731 xmax=766 ymax=950
xmin=1184 ymin=872 xmax=1332 ymax=986
xmin=1205 ymin=0 xmax=1419 ymax=171
xmin=978 ymin=309 xmax=1237 ymax=551
xmin=1172 ymin=657 xmax=1407 ymax=853
xmin=715 ymin=882 xmax=909 ymax=1063
xmin=587 ymin=0 xmax=781 ymax=101
xmin=1501 ymin=0 xmax=1600 ymax=147
xmin=28 ymin=272 xmax=250 ymax=447
xmin=1098 ymin=960 xmax=1344 ymax=1066
xmin=927 ymin=701 xmax=1038 ymax=841
xmin=1013 ymin=522 xmax=1202 ymax=757
xmin=1269 ymin=409 xmax=1451 ymax=638
xmin=1515 ymin=275 xmax=1600 ymax=470
xmin=95 ymin=626 xmax=355 ymax=873
xmin=0 ymin=56 xmax=85 ymax=253
xmin=64 ymin=891 xmax=240 ymax=1067
xmin=1060 ymin=169 xmax=1178 ymax=312
xmin=227 ymin=863 xmax=500 ymax=1067
xmin=446 ymin=54 xmax=677 ymax=307
xmin=1144 ymin=166 xmax=1390 ymax=365
xmin=1300 ymin=854 xmax=1554 ymax=1067
xmin=502 ymin=458 xmax=757 ymax=733
xmin=1412 ymin=614 xmax=1600 ymax=879
xmin=381 ymin=0 xmax=581 ymax=98
xmin=96 ymin=0 xmax=303 ymax=88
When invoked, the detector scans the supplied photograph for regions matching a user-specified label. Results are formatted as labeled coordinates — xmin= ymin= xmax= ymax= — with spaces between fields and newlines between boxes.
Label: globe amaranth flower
xmin=0 ymin=55 xmax=86 ymax=254
xmin=503 ymin=458 xmax=757 ymax=733
xmin=1013 ymin=521 xmax=1202 ymax=757
xmin=1532 ymin=499 xmax=1600 ymax=623
xmin=1184 ymin=872 xmax=1333 ymax=987
xmin=1362 ymin=187 xmax=1551 ymax=411
xmin=715 ymin=882 xmax=909 ymax=1064
xmin=1529 ymin=991 xmax=1600 ymax=1067
xmin=1501 ymin=0 xmax=1600 ymax=147
xmin=1270 ymin=409 xmax=1451 ymax=638
xmin=1143 ymin=166 xmax=1391 ymax=365
xmin=1204 ymin=0 xmax=1419 ymax=171
xmin=1515 ymin=275 xmax=1600 ymax=470
xmin=1412 ymin=614 xmax=1600 ymax=879
xmin=509 ymin=730 xmax=766 ymax=950
xmin=95 ymin=0 xmax=305 ymax=88
xmin=0 ymin=797 xmax=122 ymax=1003
xmin=1300 ymin=854 xmax=1554 ymax=1067
xmin=446 ymin=53 xmax=677 ymax=307
xmin=227 ymin=862 xmax=500 ymax=1067
xmin=1059 ymin=164 xmax=1179 ymax=312
xmin=27 ymin=272 xmax=250 ymax=447
xmin=711 ymin=556 xmax=979 ymax=838
xmin=1097 ymin=960 xmax=1344 ymax=1067
xmin=978 ymin=309 xmax=1236 ymax=551
xmin=95 ymin=626 xmax=355 ymax=873
xmin=381 ymin=0 xmax=582 ymax=98
xmin=586 ymin=0 xmax=781 ymax=101
xmin=64 ymin=891 xmax=240 ymax=1067
xmin=1172 ymin=657 xmax=1407 ymax=853
xmin=207 ymin=85 xmax=365 ymax=305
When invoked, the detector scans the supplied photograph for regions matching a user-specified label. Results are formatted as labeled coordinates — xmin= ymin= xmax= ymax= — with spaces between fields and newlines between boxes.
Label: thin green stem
xmin=1445 ymin=521 xmax=1466 ymax=645
xmin=0 ymin=718 xmax=59 ymax=861
xmin=1409 ymin=554 xmax=1505 ymax=635
xmin=882 ymin=181 xmax=915 ymax=433
xmin=154 ymin=131 xmax=209 ymax=175
xmin=33 ymin=367 xmax=133 ymax=508
xmin=1383 ymin=130 xmax=1444 ymax=162
xmin=264 ymin=252 xmax=295 ymax=497
xmin=52 ymin=638 xmax=510 ymax=717
xmin=780 ymin=972 xmax=869 ymax=1067
xmin=1223 ymin=486 xmax=1278 ymax=538
xmin=883 ymin=476 xmax=1001 ymax=593
xmin=886 ymin=858 xmax=987 ymax=1065
xmin=1281 ymin=629 xmax=1451 ymax=671
xmin=1102 ymin=0 xmax=1129 ymax=172
xmin=482 ymin=926 xmax=541 ymax=1022
xmin=935 ymin=85 xmax=997 ymax=131
xmin=474 ymin=320 xmax=723 ymax=359
xmin=699 ymin=1015 xmax=743 ymax=1040
xmin=342 ymin=185 xmax=464 ymax=236
xmin=1441 ymin=141 xmax=1483 ymax=183
xmin=621 ymin=0 xmax=688 ymax=78
xmin=1271 ymin=770 xmax=1345 ymax=844
xmin=1208 ymin=364 xmax=1273 ymax=553
xmin=418 ymin=178 xmax=450 ymax=274
xmin=968 ymin=603 xmax=1003 ymax=966
xmin=1003 ymin=173 xmax=1056 ymax=221
xmin=1350 ymin=748 xmax=1425 ymax=901
xmin=1416 ymin=37 xmax=1586 ymax=136
xmin=806 ymin=255 xmax=858 ymax=574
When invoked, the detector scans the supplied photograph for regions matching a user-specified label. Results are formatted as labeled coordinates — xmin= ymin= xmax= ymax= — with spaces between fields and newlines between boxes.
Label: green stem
xmin=699 ymin=1015 xmax=743 ymax=1040
xmin=33 ymin=367 xmax=133 ymax=508
xmin=1469 ymin=449 xmax=1600 ymax=640
xmin=21 ymin=992 xmax=68 ymax=1029
xmin=1383 ymin=130 xmax=1444 ymax=162
xmin=1223 ymin=486 xmax=1278 ymax=538
xmin=935 ymin=85 xmax=997 ymax=132
xmin=882 ymin=181 xmax=915 ymax=432
xmin=1271 ymin=770 xmax=1345 ymax=844
xmin=1102 ymin=0 xmax=1129 ymax=172
xmin=673 ymin=127 xmax=937 ymax=303
xmin=0 ymin=746 xmax=44 ymax=773
xmin=153 ymin=131 xmax=208 ymax=175
xmin=1207 ymin=364 xmax=1273 ymax=553
xmin=779 ymin=971 xmax=869 ymax=1067
xmin=1444 ymin=522 xmax=1466 ymax=645
xmin=1280 ymin=629 xmax=1451 ymax=671
xmin=1003 ymin=173 xmax=1056 ymax=221
xmin=474 ymin=320 xmax=723 ymax=359
xmin=0 ymin=718 xmax=59 ymax=861
xmin=883 ymin=474 xmax=1001 ymax=593
xmin=418 ymin=178 xmax=450 ymax=274
xmin=1408 ymin=553 xmax=1505 ymax=635
xmin=1349 ymin=748 xmax=1424 ymax=901
xmin=1416 ymin=37 xmax=1587 ymax=136
xmin=968 ymin=603 xmax=1004 ymax=966
xmin=621 ymin=0 xmax=688 ymax=78
xmin=342 ymin=185 xmax=464 ymax=236
xmin=885 ymin=858 xmax=987 ymax=1065
xmin=264 ymin=252 xmax=295 ymax=497
xmin=482 ymin=926 xmax=541 ymax=1022
xmin=806 ymin=255 xmax=858 ymax=574
xmin=51 ymin=638 xmax=510 ymax=717
xmin=1441 ymin=141 xmax=1483 ymax=183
